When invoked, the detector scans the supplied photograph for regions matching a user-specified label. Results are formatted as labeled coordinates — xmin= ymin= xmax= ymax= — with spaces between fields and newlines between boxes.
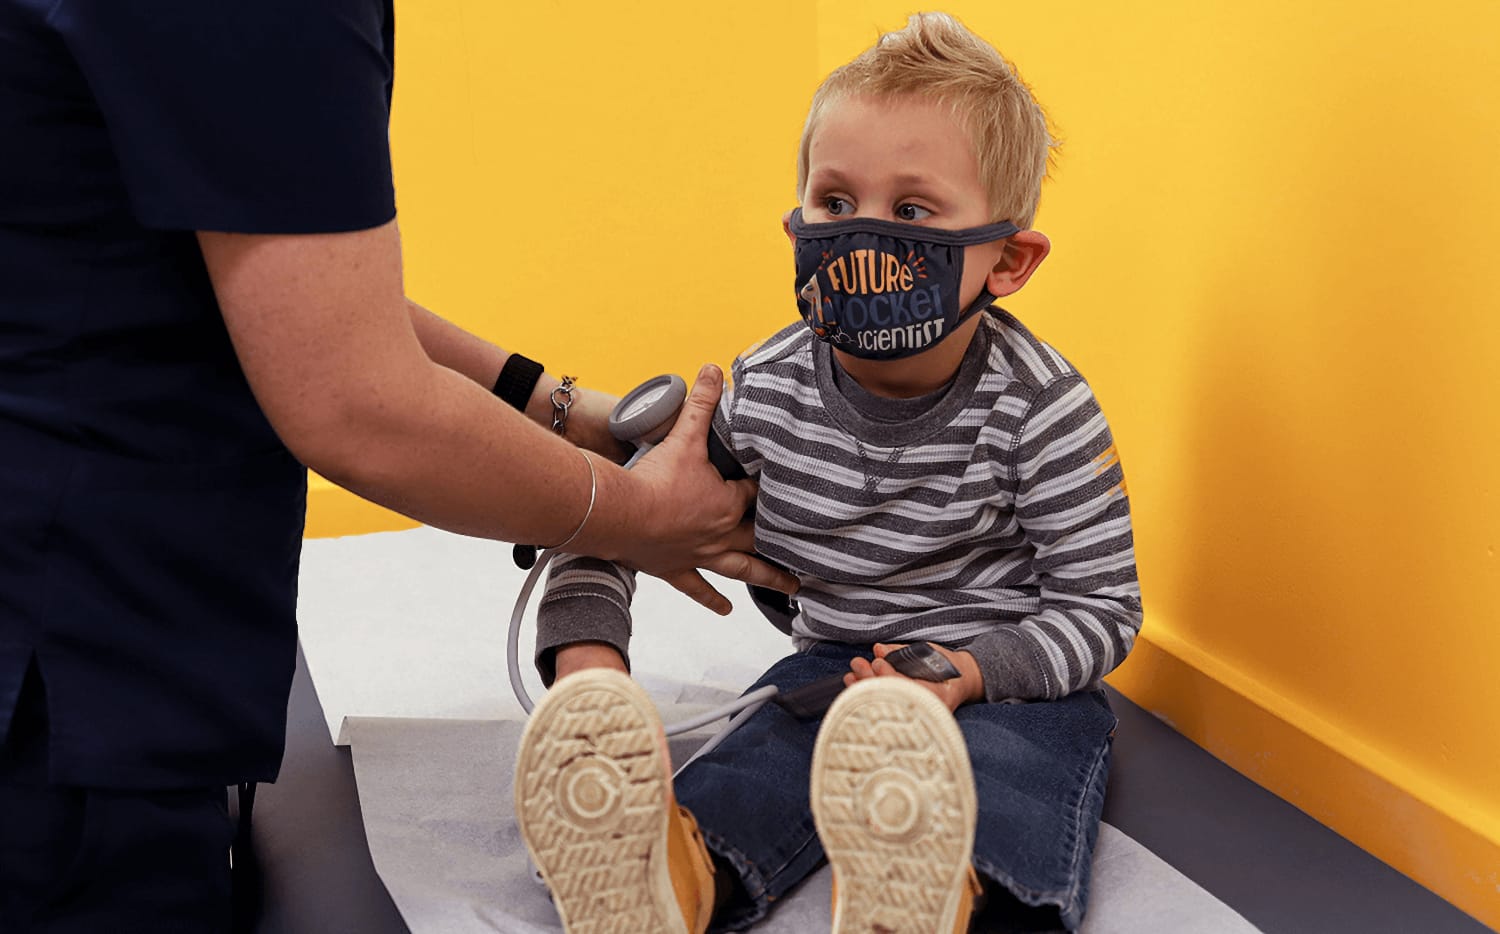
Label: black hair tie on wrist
xmin=494 ymin=354 xmax=546 ymax=569
xmin=493 ymin=353 xmax=545 ymax=412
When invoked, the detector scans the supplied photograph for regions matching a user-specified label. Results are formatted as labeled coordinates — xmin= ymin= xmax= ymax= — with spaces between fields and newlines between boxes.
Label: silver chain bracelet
xmin=550 ymin=375 xmax=577 ymax=435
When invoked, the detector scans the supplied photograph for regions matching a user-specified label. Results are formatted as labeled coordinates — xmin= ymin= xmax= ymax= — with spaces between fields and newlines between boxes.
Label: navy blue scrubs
xmin=1 ymin=0 xmax=397 ymax=927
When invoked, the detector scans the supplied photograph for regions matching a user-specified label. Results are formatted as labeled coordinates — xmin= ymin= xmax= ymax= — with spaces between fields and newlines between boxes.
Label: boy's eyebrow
xmin=807 ymin=167 xmax=952 ymax=196
xmin=899 ymin=174 xmax=959 ymax=201
xmin=806 ymin=166 xmax=854 ymax=189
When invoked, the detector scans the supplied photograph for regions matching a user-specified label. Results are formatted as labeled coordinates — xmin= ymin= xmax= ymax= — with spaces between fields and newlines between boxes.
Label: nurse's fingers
xmin=698 ymin=550 xmax=799 ymax=596
xmin=718 ymin=518 xmax=759 ymax=556
xmin=659 ymin=364 xmax=723 ymax=457
xmin=660 ymin=569 xmax=733 ymax=616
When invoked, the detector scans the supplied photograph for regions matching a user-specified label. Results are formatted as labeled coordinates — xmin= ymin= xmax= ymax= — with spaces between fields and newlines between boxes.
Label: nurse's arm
xmin=403 ymin=299 xmax=628 ymax=463
xmin=197 ymin=220 xmax=796 ymax=608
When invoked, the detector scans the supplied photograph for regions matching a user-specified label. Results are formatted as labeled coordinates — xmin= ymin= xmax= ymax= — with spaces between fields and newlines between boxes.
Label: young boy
xmin=515 ymin=12 xmax=1140 ymax=933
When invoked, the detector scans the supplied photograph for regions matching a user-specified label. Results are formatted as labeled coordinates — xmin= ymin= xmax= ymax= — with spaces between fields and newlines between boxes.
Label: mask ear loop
xmin=961 ymin=286 xmax=998 ymax=317
xmin=786 ymin=207 xmax=1020 ymax=245
xmin=954 ymin=218 xmax=1027 ymax=325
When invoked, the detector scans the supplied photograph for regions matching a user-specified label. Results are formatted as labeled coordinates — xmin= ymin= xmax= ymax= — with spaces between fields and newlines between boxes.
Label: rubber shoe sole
xmin=811 ymin=677 xmax=979 ymax=934
xmin=514 ymin=669 xmax=686 ymax=934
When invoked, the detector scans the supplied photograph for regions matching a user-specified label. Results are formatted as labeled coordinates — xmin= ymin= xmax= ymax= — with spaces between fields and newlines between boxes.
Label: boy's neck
xmin=831 ymin=320 xmax=983 ymax=399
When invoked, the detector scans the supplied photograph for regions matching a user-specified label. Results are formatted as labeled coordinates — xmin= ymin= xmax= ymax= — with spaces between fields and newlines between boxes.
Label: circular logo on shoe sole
xmin=856 ymin=766 xmax=927 ymax=843
xmin=555 ymin=755 xmax=626 ymax=830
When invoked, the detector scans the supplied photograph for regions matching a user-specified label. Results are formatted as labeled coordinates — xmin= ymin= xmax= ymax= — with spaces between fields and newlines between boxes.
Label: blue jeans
xmin=675 ymin=643 xmax=1116 ymax=933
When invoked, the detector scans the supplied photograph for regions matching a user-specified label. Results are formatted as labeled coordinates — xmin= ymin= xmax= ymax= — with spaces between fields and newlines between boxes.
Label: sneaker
xmin=811 ymin=677 xmax=982 ymax=934
xmin=514 ymin=669 xmax=717 ymax=934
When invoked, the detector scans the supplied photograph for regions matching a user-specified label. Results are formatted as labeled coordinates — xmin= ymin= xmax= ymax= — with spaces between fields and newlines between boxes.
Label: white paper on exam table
xmin=343 ymin=713 xmax=1263 ymax=934
xmin=299 ymin=527 xmax=1260 ymax=934
xmin=297 ymin=525 xmax=793 ymax=745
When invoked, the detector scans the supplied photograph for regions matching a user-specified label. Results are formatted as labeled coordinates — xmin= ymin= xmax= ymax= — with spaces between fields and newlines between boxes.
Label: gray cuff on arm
xmin=534 ymin=592 xmax=633 ymax=687
xmin=964 ymin=626 xmax=1055 ymax=703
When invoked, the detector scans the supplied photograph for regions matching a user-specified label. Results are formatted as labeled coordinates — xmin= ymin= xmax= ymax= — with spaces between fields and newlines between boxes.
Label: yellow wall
xmin=310 ymin=1 xmax=1500 ymax=924
xmin=306 ymin=0 xmax=813 ymax=535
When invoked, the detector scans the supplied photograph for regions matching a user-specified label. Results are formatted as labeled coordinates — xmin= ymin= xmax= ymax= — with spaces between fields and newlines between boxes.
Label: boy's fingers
xmin=864 ymin=647 xmax=964 ymax=710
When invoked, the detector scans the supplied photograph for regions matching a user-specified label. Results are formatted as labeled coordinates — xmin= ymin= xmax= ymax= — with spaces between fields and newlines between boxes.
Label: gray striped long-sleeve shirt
xmin=536 ymin=310 xmax=1142 ymax=702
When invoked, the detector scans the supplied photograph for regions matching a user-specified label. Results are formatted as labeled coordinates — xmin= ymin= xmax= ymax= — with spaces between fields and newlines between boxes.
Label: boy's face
xmin=800 ymin=93 xmax=1007 ymax=313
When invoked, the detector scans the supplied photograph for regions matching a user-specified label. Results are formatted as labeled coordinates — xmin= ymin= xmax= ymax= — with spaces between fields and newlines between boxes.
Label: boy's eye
xmin=824 ymin=197 xmax=852 ymax=216
xmin=896 ymin=203 xmax=933 ymax=222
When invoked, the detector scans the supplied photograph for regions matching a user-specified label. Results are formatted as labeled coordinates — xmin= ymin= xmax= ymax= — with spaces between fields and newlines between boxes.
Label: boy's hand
xmin=844 ymin=642 xmax=985 ymax=712
xmin=554 ymin=641 xmax=629 ymax=681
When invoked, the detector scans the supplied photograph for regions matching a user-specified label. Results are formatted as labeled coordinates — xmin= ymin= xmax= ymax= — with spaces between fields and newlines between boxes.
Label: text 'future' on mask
xmin=789 ymin=208 xmax=1019 ymax=360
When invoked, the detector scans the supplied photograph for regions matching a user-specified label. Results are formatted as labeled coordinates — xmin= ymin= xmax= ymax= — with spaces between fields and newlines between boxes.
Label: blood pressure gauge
xmin=512 ymin=373 xmax=695 ymax=571
xmin=609 ymin=374 xmax=688 ymax=447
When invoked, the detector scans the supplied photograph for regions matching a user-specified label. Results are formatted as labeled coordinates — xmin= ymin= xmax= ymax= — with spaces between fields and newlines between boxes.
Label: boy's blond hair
xmin=796 ymin=12 xmax=1056 ymax=228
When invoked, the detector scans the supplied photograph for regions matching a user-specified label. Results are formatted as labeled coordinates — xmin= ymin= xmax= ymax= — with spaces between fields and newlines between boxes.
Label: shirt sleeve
xmin=965 ymin=376 xmax=1143 ymax=701
xmin=53 ymin=0 xmax=396 ymax=233
xmin=534 ymin=555 xmax=638 ymax=687
xmin=712 ymin=351 xmax=761 ymax=479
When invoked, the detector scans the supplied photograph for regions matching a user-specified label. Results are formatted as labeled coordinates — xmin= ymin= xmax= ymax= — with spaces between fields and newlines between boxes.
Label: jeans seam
xmin=1055 ymin=731 xmax=1111 ymax=921
xmin=702 ymin=828 xmax=773 ymax=931
xmin=760 ymin=817 xmax=822 ymax=884
xmin=970 ymin=708 xmax=1113 ymax=924
xmin=701 ymin=810 xmax=824 ymax=930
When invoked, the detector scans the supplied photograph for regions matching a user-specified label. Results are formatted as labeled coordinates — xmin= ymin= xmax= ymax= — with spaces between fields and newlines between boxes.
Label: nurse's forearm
xmin=310 ymin=352 xmax=640 ymax=549
xmin=199 ymin=221 xmax=772 ymax=587
xmin=199 ymin=222 xmax=618 ymax=547
xmin=405 ymin=298 xmax=629 ymax=462
xmin=404 ymin=298 xmax=504 ymax=388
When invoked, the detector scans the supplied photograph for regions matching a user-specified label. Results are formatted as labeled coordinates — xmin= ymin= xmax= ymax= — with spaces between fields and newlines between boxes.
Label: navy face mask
xmin=788 ymin=208 xmax=1019 ymax=360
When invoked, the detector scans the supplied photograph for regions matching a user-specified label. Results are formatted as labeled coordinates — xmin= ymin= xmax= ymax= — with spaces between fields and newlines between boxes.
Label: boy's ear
xmin=782 ymin=210 xmax=797 ymax=245
xmin=984 ymin=230 xmax=1051 ymax=298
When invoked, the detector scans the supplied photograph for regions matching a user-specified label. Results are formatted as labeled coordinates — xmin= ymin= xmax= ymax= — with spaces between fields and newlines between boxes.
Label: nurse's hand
xmin=614 ymin=365 xmax=798 ymax=613
xmin=651 ymin=520 xmax=764 ymax=615
xmin=566 ymin=387 xmax=635 ymax=464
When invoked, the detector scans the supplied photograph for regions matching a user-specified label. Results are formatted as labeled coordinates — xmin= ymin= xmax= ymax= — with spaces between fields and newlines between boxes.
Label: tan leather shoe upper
xmin=667 ymin=804 xmax=718 ymax=934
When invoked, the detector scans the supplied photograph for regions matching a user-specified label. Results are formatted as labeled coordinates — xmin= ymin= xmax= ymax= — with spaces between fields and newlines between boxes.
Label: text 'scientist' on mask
xmin=789 ymin=208 xmax=1019 ymax=360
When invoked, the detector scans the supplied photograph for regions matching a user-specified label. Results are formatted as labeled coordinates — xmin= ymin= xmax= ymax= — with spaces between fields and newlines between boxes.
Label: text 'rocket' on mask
xmin=788 ymin=208 xmax=1019 ymax=360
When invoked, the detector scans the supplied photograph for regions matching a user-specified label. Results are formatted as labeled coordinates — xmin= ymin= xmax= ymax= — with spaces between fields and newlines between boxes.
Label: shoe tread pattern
xmin=812 ymin=679 xmax=978 ymax=934
xmin=515 ymin=671 xmax=684 ymax=934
